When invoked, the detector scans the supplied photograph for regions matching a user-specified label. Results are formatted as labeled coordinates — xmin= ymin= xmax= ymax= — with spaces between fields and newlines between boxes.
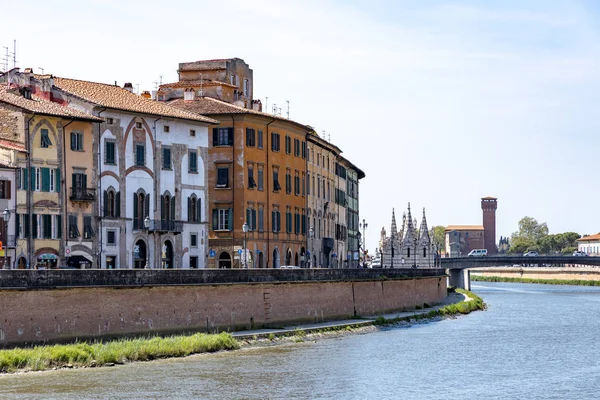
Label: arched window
xmin=104 ymin=188 xmax=120 ymax=218
xmin=133 ymin=190 xmax=148 ymax=229
xmin=161 ymin=192 xmax=176 ymax=221
xmin=188 ymin=195 xmax=202 ymax=222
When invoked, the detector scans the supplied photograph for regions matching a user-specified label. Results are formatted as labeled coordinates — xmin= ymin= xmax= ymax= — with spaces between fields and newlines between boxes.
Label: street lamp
xmin=309 ymin=227 xmax=314 ymax=268
xmin=359 ymin=218 xmax=368 ymax=255
xmin=356 ymin=231 xmax=362 ymax=268
xmin=242 ymin=221 xmax=249 ymax=268
xmin=2 ymin=208 xmax=10 ymax=270
xmin=143 ymin=216 xmax=150 ymax=269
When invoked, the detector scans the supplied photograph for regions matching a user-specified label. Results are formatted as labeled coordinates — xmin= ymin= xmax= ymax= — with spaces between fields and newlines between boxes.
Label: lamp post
xmin=356 ymin=231 xmax=361 ymax=268
xmin=309 ymin=227 xmax=314 ymax=268
xmin=242 ymin=221 xmax=249 ymax=268
xmin=2 ymin=208 xmax=10 ymax=269
xmin=144 ymin=216 xmax=150 ymax=269
xmin=359 ymin=218 xmax=368 ymax=255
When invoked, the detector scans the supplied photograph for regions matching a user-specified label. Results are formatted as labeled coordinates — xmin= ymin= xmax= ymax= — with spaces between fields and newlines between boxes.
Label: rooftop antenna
xmin=265 ymin=97 xmax=268 ymax=113
xmin=11 ymin=40 xmax=16 ymax=69
xmin=1 ymin=47 xmax=8 ymax=73
xmin=153 ymin=75 xmax=164 ymax=91
xmin=273 ymin=103 xmax=277 ymax=115
xmin=322 ymin=130 xmax=326 ymax=139
xmin=38 ymin=67 xmax=44 ymax=74
xmin=286 ymin=100 xmax=290 ymax=119
xmin=278 ymin=107 xmax=282 ymax=116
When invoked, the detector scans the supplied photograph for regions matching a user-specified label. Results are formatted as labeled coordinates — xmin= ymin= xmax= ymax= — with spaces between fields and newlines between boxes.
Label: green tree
xmin=431 ymin=226 xmax=446 ymax=252
xmin=510 ymin=216 xmax=548 ymax=253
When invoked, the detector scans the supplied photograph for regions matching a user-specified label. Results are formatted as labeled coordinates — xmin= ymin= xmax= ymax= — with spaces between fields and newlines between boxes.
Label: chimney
xmin=23 ymin=68 xmax=33 ymax=73
xmin=123 ymin=82 xmax=134 ymax=93
xmin=252 ymin=99 xmax=262 ymax=112
xmin=141 ymin=91 xmax=151 ymax=99
xmin=184 ymin=88 xmax=195 ymax=101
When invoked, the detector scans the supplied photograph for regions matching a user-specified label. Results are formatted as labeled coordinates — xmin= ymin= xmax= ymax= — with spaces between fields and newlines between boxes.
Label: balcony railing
xmin=133 ymin=218 xmax=183 ymax=234
xmin=70 ymin=187 xmax=96 ymax=201
xmin=4 ymin=235 xmax=16 ymax=248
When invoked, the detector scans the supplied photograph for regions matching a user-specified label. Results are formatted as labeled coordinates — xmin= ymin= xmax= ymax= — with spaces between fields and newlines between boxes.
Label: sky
xmin=2 ymin=0 xmax=600 ymax=252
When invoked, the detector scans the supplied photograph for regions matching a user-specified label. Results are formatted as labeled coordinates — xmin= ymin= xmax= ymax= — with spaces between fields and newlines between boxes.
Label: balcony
xmin=70 ymin=187 xmax=96 ymax=202
xmin=3 ymin=235 xmax=16 ymax=248
xmin=134 ymin=218 xmax=183 ymax=234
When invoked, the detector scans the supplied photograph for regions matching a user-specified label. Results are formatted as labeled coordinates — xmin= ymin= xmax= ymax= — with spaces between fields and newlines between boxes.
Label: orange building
xmin=168 ymin=95 xmax=309 ymax=268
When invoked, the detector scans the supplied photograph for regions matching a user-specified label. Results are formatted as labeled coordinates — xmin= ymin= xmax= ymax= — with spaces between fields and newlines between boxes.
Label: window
xmin=35 ymin=168 xmax=40 ymax=191
xmin=285 ymin=171 xmax=291 ymax=194
xmin=246 ymin=128 xmax=255 ymax=147
xmin=53 ymin=214 xmax=61 ymax=239
xmin=70 ymin=132 xmax=83 ymax=151
xmin=295 ymin=174 xmax=300 ymax=196
xmin=106 ymin=117 xmax=114 ymax=125
xmin=68 ymin=215 xmax=80 ymax=238
xmin=135 ymin=122 xmax=142 ymax=129
xmin=190 ymin=256 xmax=198 ymax=269
xmin=133 ymin=191 xmax=150 ymax=230
xmin=84 ymin=216 xmax=94 ymax=239
xmin=317 ymin=177 xmax=321 ymax=197
xmin=107 ymin=230 xmax=116 ymax=246
xmin=273 ymin=169 xmax=281 ymax=192
xmin=258 ymin=207 xmax=264 ymax=232
xmin=190 ymin=233 xmax=198 ymax=248
xmin=188 ymin=196 xmax=201 ymax=222
xmin=302 ymin=173 xmax=305 ymax=196
xmin=0 ymin=180 xmax=11 ymax=199
xmin=163 ymin=147 xmax=172 ymax=169
xmin=230 ymin=74 xmax=235 ymax=85
xmin=248 ymin=165 xmax=256 ymax=189
xmin=217 ymin=167 xmax=229 ymax=188
xmin=257 ymin=130 xmax=263 ymax=149
xmin=161 ymin=194 xmax=175 ymax=221
xmin=294 ymin=138 xmax=300 ymax=157
xmin=104 ymin=189 xmax=120 ymax=218
xmin=286 ymin=210 xmax=292 ymax=233
xmin=246 ymin=207 xmax=257 ymax=231
xmin=163 ymin=125 xmax=170 ymax=133
xmin=243 ymin=79 xmax=249 ymax=96
xmin=105 ymin=140 xmax=116 ymax=164
xmin=40 ymin=129 xmax=52 ymax=148
xmin=295 ymin=212 xmax=300 ymax=235
xmin=212 ymin=208 xmax=232 ymax=231
xmin=213 ymin=128 xmax=233 ymax=146
xmin=190 ymin=129 xmax=195 ymax=137
xmin=188 ymin=150 xmax=198 ymax=173
xmin=135 ymin=144 xmax=145 ymax=166
xmin=72 ymin=172 xmax=87 ymax=190
xmin=272 ymin=210 xmax=281 ymax=233
xmin=257 ymin=165 xmax=264 ymax=191
xmin=271 ymin=133 xmax=280 ymax=151
xmin=302 ymin=141 xmax=306 ymax=159
xmin=285 ymin=135 xmax=291 ymax=154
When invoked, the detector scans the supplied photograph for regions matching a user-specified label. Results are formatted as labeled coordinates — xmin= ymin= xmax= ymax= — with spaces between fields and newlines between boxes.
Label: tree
xmin=510 ymin=216 xmax=548 ymax=253
xmin=431 ymin=226 xmax=446 ymax=252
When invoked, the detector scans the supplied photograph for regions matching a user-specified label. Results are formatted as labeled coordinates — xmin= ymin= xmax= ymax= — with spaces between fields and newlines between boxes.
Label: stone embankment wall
xmin=470 ymin=267 xmax=600 ymax=281
xmin=0 ymin=269 xmax=447 ymax=347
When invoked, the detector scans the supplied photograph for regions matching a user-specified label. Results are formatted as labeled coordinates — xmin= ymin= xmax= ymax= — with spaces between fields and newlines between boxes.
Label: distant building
xmin=445 ymin=196 xmax=498 ymax=257
xmin=577 ymin=234 xmax=600 ymax=255
xmin=378 ymin=204 xmax=435 ymax=268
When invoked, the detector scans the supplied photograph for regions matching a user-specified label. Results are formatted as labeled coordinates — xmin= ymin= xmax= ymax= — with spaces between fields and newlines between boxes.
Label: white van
xmin=467 ymin=249 xmax=487 ymax=257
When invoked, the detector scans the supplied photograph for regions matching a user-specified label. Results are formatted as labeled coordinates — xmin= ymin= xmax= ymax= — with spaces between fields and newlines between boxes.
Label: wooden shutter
xmin=227 ymin=128 xmax=234 ymax=146
xmin=197 ymin=198 xmax=202 ymax=222
xmin=133 ymin=193 xmax=138 ymax=221
xmin=32 ymin=214 xmax=37 ymax=239
xmin=212 ymin=209 xmax=218 ymax=230
xmin=70 ymin=132 xmax=75 ymax=150
xmin=160 ymin=195 xmax=165 ymax=220
xmin=246 ymin=208 xmax=251 ymax=229
xmin=104 ymin=191 xmax=109 ymax=216
xmin=44 ymin=214 xmax=51 ymax=238
xmin=187 ymin=197 xmax=192 ymax=222
xmin=22 ymin=168 xmax=28 ymax=190
xmin=57 ymin=215 xmax=61 ymax=238
xmin=272 ymin=211 xmax=276 ymax=232
xmin=30 ymin=168 xmax=35 ymax=191
xmin=171 ymin=195 xmax=176 ymax=220
xmin=115 ymin=191 xmax=120 ymax=217
xmin=5 ymin=180 xmax=10 ymax=200
xmin=277 ymin=212 xmax=281 ymax=233
xmin=252 ymin=209 xmax=256 ymax=231
xmin=24 ymin=214 xmax=29 ymax=238
xmin=15 ymin=213 xmax=19 ymax=238
xmin=212 ymin=128 xmax=218 ymax=146
xmin=144 ymin=195 xmax=150 ymax=219
xmin=55 ymin=168 xmax=60 ymax=193
xmin=227 ymin=208 xmax=233 ymax=230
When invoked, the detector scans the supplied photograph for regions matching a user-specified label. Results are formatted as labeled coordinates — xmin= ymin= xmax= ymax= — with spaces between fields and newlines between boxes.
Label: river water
xmin=2 ymin=282 xmax=600 ymax=399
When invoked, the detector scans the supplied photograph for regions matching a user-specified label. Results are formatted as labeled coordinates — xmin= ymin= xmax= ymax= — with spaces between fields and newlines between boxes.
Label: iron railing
xmin=70 ymin=187 xmax=96 ymax=201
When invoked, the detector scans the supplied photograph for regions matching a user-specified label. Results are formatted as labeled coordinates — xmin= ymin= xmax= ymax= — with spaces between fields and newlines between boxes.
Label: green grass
xmin=0 ymin=332 xmax=239 ymax=373
xmin=471 ymin=275 xmax=600 ymax=286
xmin=373 ymin=289 xmax=485 ymax=326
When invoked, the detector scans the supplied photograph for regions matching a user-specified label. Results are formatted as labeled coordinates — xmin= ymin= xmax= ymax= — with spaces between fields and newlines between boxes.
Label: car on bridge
xmin=467 ymin=249 xmax=487 ymax=257
xmin=573 ymin=251 xmax=589 ymax=257
xmin=523 ymin=251 xmax=539 ymax=257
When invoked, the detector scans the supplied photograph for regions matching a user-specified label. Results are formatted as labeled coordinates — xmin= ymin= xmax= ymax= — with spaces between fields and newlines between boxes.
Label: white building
xmin=51 ymin=78 xmax=217 ymax=269
xmin=577 ymin=234 xmax=600 ymax=255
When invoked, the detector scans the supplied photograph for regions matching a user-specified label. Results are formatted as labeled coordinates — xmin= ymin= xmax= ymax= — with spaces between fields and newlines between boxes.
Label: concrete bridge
xmin=441 ymin=255 xmax=600 ymax=290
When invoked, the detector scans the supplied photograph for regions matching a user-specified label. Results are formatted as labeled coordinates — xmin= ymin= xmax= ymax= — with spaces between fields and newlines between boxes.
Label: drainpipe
xmin=25 ymin=114 xmax=35 ymax=268
xmin=230 ymin=116 xmax=235 ymax=268
xmin=95 ymin=108 xmax=106 ymax=269
xmin=265 ymin=118 xmax=275 ymax=267
xmin=62 ymin=119 xmax=75 ymax=269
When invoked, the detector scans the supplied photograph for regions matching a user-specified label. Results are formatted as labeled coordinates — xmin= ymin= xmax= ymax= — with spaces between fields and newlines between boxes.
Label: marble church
xmin=377 ymin=204 xmax=436 ymax=268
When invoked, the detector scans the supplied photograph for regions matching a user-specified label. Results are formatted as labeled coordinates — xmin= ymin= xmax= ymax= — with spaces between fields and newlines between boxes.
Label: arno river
xmin=2 ymin=282 xmax=600 ymax=399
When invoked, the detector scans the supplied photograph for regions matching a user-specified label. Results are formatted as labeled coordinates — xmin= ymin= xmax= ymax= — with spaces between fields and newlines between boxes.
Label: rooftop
xmin=577 ymin=234 xmax=600 ymax=242
xmin=52 ymin=77 xmax=218 ymax=124
xmin=0 ymin=139 xmax=27 ymax=153
xmin=159 ymin=80 xmax=238 ymax=90
xmin=0 ymin=86 xmax=102 ymax=122
xmin=445 ymin=225 xmax=485 ymax=232
xmin=167 ymin=97 xmax=310 ymax=131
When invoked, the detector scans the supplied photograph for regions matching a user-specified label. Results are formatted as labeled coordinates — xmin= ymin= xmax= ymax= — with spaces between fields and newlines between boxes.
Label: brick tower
xmin=481 ymin=197 xmax=498 ymax=255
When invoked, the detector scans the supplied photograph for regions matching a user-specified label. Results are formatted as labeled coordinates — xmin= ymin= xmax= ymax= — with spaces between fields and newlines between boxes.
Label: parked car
xmin=523 ymin=251 xmax=539 ymax=257
xmin=370 ymin=258 xmax=381 ymax=268
xmin=278 ymin=265 xmax=301 ymax=269
xmin=573 ymin=251 xmax=589 ymax=257
xmin=468 ymin=249 xmax=487 ymax=257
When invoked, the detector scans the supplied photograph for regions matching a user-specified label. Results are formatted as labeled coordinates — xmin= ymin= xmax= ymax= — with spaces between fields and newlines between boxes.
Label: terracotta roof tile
xmin=0 ymin=86 xmax=102 ymax=121
xmin=178 ymin=59 xmax=229 ymax=71
xmin=445 ymin=225 xmax=485 ymax=231
xmin=159 ymin=80 xmax=238 ymax=90
xmin=52 ymin=78 xmax=218 ymax=124
xmin=577 ymin=234 xmax=600 ymax=242
xmin=167 ymin=97 xmax=310 ymax=131
xmin=0 ymin=139 xmax=27 ymax=152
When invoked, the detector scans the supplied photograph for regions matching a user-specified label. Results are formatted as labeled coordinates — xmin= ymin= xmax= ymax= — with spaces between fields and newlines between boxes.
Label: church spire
xmin=420 ymin=207 xmax=430 ymax=242
xmin=390 ymin=208 xmax=398 ymax=236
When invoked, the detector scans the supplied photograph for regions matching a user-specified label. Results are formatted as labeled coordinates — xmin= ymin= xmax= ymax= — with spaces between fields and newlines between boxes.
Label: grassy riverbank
xmin=472 ymin=275 xmax=600 ymax=286
xmin=0 ymin=332 xmax=238 ymax=373
xmin=373 ymin=289 xmax=485 ymax=325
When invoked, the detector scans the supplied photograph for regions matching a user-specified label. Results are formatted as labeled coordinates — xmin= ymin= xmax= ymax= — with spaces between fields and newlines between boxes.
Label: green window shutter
xmin=104 ymin=191 xmax=109 ymax=216
xmin=145 ymin=195 xmax=150 ymax=219
xmin=160 ymin=195 xmax=165 ymax=220
xmin=277 ymin=212 xmax=281 ymax=232
xmin=272 ymin=211 xmax=276 ymax=232
xmin=187 ymin=197 xmax=192 ymax=222
xmin=55 ymin=168 xmax=60 ymax=193
xmin=133 ymin=193 xmax=138 ymax=221
xmin=83 ymin=174 xmax=87 ymax=189
xmin=212 ymin=128 xmax=218 ymax=146
xmin=24 ymin=214 xmax=29 ymax=238
xmin=15 ymin=213 xmax=19 ymax=238
xmin=212 ymin=209 xmax=218 ymax=230
xmin=227 ymin=208 xmax=233 ymax=231
xmin=44 ymin=214 xmax=51 ymax=238
xmin=57 ymin=216 xmax=62 ymax=238
xmin=171 ymin=195 xmax=176 ymax=220
xmin=32 ymin=214 xmax=38 ymax=239
xmin=246 ymin=208 xmax=251 ymax=229
xmin=115 ymin=191 xmax=120 ymax=217
xmin=30 ymin=168 xmax=35 ymax=191
xmin=252 ymin=209 xmax=257 ymax=231
xmin=197 ymin=198 xmax=202 ymax=222
xmin=227 ymin=128 xmax=234 ymax=146
xmin=22 ymin=168 xmax=28 ymax=190
xmin=72 ymin=173 xmax=76 ymax=191
xmin=41 ymin=168 xmax=50 ymax=192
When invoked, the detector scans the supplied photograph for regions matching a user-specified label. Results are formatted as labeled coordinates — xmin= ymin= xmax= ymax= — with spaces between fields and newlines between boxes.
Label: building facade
xmin=577 ymin=234 xmax=600 ymax=255
xmin=340 ymin=156 xmax=364 ymax=268
xmin=445 ymin=196 xmax=498 ymax=257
